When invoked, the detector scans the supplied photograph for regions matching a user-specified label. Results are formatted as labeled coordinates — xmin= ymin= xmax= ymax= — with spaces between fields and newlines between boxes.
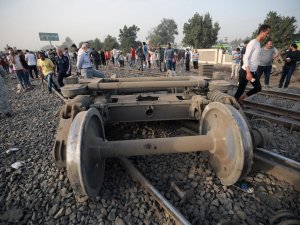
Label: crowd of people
xmin=1 ymin=31 xmax=300 ymax=117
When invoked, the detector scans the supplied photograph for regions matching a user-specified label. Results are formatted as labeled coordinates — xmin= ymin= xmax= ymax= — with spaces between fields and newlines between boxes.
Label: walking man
xmin=25 ymin=50 xmax=39 ymax=79
xmin=37 ymin=52 xmax=58 ymax=94
xmin=257 ymin=40 xmax=279 ymax=88
xmin=234 ymin=24 xmax=271 ymax=103
xmin=55 ymin=48 xmax=69 ymax=87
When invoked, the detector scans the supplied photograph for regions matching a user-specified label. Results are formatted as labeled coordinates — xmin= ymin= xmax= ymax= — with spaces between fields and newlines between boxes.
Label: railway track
xmin=228 ymin=86 xmax=300 ymax=131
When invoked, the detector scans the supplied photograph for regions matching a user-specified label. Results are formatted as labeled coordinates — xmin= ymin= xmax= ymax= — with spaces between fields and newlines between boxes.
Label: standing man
xmin=90 ymin=48 xmax=101 ymax=70
xmin=230 ymin=48 xmax=241 ymax=80
xmin=25 ymin=50 xmax=39 ymax=79
xmin=155 ymin=44 xmax=164 ymax=72
xmin=234 ymin=24 xmax=271 ymax=102
xmin=136 ymin=45 xmax=144 ymax=71
xmin=257 ymin=40 xmax=279 ymax=88
xmin=37 ymin=52 xmax=57 ymax=94
xmin=164 ymin=43 xmax=175 ymax=71
xmin=142 ymin=42 xmax=149 ymax=68
xmin=55 ymin=48 xmax=69 ymax=87
xmin=129 ymin=46 xmax=136 ymax=67
xmin=185 ymin=48 xmax=191 ymax=72
xmin=63 ymin=48 xmax=72 ymax=77
xmin=192 ymin=49 xmax=199 ymax=70
xmin=279 ymin=43 xmax=300 ymax=89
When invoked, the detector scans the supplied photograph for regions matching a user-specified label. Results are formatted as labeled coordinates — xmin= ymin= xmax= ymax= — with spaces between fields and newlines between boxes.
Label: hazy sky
xmin=0 ymin=0 xmax=299 ymax=50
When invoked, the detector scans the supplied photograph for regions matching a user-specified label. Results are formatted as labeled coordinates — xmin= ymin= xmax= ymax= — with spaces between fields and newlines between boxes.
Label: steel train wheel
xmin=200 ymin=102 xmax=253 ymax=185
xmin=66 ymin=108 xmax=106 ymax=198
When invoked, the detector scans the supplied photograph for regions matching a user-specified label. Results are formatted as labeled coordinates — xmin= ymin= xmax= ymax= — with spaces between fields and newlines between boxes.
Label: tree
xmin=147 ymin=18 xmax=178 ymax=46
xmin=183 ymin=13 xmax=220 ymax=48
xmin=119 ymin=25 xmax=140 ymax=52
xmin=252 ymin=11 xmax=297 ymax=49
xmin=60 ymin=37 xmax=74 ymax=49
xmin=92 ymin=38 xmax=103 ymax=50
xmin=78 ymin=38 xmax=103 ymax=50
xmin=103 ymin=35 xmax=120 ymax=50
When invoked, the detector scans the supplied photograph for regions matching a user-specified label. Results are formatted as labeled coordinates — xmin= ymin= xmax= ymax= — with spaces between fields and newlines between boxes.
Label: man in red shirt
xmin=130 ymin=46 xmax=136 ymax=67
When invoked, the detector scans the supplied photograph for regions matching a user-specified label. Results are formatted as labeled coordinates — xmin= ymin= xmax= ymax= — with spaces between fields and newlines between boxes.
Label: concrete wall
xmin=195 ymin=49 xmax=232 ymax=65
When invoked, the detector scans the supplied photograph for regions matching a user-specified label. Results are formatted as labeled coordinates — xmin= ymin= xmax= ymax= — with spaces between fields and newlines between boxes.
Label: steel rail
xmin=236 ymin=86 xmax=300 ymax=101
xmin=257 ymin=89 xmax=300 ymax=101
xmin=253 ymin=148 xmax=300 ymax=192
xmin=120 ymin=158 xmax=191 ymax=225
xmin=242 ymin=100 xmax=300 ymax=120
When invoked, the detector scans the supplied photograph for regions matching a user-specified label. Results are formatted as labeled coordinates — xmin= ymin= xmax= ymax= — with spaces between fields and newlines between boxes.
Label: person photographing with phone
xmin=234 ymin=24 xmax=271 ymax=103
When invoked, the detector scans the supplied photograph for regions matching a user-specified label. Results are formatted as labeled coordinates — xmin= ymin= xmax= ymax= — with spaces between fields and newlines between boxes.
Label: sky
xmin=0 ymin=0 xmax=299 ymax=50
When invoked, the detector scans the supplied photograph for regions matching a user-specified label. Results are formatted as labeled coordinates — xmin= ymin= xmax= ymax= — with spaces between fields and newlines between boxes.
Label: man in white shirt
xmin=234 ymin=24 xmax=271 ymax=103
xmin=25 ymin=50 xmax=39 ymax=79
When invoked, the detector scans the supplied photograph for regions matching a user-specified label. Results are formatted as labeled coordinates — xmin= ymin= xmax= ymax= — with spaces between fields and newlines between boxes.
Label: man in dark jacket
xmin=55 ymin=48 xmax=69 ymax=87
xmin=90 ymin=48 xmax=101 ymax=70
xmin=279 ymin=43 xmax=300 ymax=88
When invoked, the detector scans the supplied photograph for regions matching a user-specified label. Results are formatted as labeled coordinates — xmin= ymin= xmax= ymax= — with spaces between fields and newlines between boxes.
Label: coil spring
xmin=207 ymin=90 xmax=231 ymax=102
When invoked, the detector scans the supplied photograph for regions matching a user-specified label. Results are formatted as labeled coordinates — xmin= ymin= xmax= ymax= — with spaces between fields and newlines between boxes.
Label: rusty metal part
xmin=66 ymin=102 xmax=253 ymax=198
xmin=61 ymin=84 xmax=89 ymax=97
xmin=86 ymin=76 xmax=208 ymax=90
xmin=207 ymin=90 xmax=240 ymax=109
xmin=189 ymin=95 xmax=209 ymax=120
xmin=120 ymin=158 xmax=191 ymax=225
xmin=208 ymin=80 xmax=231 ymax=92
xmin=200 ymin=102 xmax=253 ymax=185
xmin=242 ymin=100 xmax=300 ymax=120
xmin=66 ymin=108 xmax=106 ymax=197
xmin=170 ymin=182 xmax=191 ymax=203
xmin=212 ymin=71 xmax=226 ymax=80
xmin=65 ymin=76 xmax=79 ymax=84
xmin=253 ymin=148 xmax=300 ymax=192
xmin=251 ymin=127 xmax=272 ymax=148
xmin=53 ymin=104 xmax=84 ymax=168
xmin=53 ymin=96 xmax=90 ymax=168
xmin=102 ymin=94 xmax=200 ymax=122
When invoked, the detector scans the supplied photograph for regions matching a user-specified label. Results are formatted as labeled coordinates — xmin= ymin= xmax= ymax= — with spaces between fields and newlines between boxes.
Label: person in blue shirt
xmin=231 ymin=48 xmax=241 ymax=80
xmin=164 ymin=43 xmax=175 ymax=71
